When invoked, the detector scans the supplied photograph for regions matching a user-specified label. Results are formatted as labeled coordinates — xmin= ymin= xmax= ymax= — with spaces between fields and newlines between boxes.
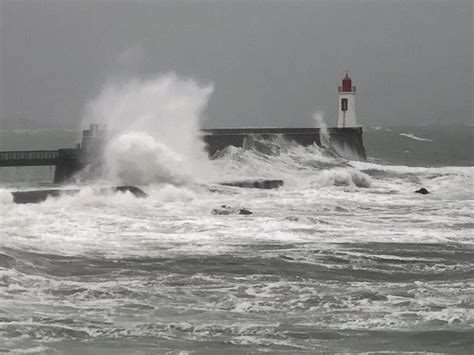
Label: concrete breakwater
xmin=0 ymin=127 xmax=366 ymax=183
xmin=10 ymin=186 xmax=147 ymax=204
xmin=201 ymin=127 xmax=366 ymax=158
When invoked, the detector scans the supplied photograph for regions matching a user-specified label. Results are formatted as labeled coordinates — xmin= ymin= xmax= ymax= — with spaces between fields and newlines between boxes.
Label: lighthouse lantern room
xmin=337 ymin=71 xmax=358 ymax=128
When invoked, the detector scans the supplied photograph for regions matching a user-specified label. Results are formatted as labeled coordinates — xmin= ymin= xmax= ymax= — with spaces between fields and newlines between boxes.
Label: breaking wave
xmin=105 ymin=132 xmax=191 ymax=186
xmin=209 ymin=135 xmax=371 ymax=188
xmin=83 ymin=73 xmax=214 ymax=186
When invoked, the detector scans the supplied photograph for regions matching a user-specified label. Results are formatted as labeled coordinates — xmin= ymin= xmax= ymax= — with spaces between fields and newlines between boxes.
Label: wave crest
xmin=83 ymin=73 xmax=214 ymax=186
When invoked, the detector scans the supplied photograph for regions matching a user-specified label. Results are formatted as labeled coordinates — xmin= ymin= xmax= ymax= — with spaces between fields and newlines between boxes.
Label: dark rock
xmin=211 ymin=205 xmax=231 ymax=215
xmin=239 ymin=208 xmax=253 ymax=215
xmin=415 ymin=188 xmax=430 ymax=195
xmin=220 ymin=179 xmax=284 ymax=189
xmin=211 ymin=208 xmax=230 ymax=215
xmin=212 ymin=205 xmax=253 ymax=215
xmin=113 ymin=186 xmax=147 ymax=198
xmin=11 ymin=186 xmax=147 ymax=204
xmin=12 ymin=189 xmax=73 ymax=204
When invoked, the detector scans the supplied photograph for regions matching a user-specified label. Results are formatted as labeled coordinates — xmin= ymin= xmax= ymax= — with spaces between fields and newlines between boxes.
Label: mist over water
xmin=84 ymin=73 xmax=214 ymax=185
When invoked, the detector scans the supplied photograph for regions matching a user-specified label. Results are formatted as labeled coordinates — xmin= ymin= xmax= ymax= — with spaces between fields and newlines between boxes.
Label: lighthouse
xmin=337 ymin=71 xmax=357 ymax=128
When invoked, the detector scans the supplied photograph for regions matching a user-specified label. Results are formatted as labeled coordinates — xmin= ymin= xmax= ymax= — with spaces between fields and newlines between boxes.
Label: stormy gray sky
xmin=0 ymin=0 xmax=472 ymax=129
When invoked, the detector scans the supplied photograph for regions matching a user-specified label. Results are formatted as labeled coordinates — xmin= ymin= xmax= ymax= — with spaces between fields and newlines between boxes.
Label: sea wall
xmin=202 ymin=127 xmax=367 ymax=160
xmin=54 ymin=127 xmax=368 ymax=183
xmin=52 ymin=149 xmax=84 ymax=184
xmin=1 ymin=127 xmax=366 ymax=184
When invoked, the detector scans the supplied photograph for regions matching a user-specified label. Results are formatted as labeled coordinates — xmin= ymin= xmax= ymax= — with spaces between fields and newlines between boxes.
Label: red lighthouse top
xmin=339 ymin=71 xmax=356 ymax=93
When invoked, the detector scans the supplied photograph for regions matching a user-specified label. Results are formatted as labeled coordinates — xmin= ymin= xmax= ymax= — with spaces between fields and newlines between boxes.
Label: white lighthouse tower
xmin=337 ymin=71 xmax=357 ymax=127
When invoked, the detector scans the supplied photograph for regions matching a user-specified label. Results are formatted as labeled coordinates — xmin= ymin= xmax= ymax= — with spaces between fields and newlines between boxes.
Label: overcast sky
xmin=0 ymin=0 xmax=472 ymax=129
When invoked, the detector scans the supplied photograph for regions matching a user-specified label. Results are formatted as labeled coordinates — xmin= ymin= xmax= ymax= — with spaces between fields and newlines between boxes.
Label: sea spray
xmin=313 ymin=110 xmax=330 ymax=147
xmin=83 ymin=73 xmax=214 ymax=185
xmin=312 ymin=110 xmax=364 ymax=161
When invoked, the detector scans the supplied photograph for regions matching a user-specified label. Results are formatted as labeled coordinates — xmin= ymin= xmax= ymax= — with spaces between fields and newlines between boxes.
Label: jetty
xmin=0 ymin=125 xmax=366 ymax=183
xmin=0 ymin=73 xmax=367 ymax=183
xmin=0 ymin=148 xmax=82 ymax=183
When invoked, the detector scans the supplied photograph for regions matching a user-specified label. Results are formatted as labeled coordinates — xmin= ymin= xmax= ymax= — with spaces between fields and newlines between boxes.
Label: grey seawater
xmin=364 ymin=125 xmax=473 ymax=167
xmin=0 ymin=126 xmax=473 ymax=354
xmin=1 ymin=242 xmax=472 ymax=354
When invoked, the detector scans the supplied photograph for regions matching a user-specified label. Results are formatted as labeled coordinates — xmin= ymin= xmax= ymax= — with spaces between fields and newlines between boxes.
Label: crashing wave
xmin=82 ymin=73 xmax=214 ymax=186
xmin=210 ymin=137 xmax=371 ymax=188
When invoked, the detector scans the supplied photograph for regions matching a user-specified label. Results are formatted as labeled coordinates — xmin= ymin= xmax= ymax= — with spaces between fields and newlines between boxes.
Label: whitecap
xmin=399 ymin=133 xmax=433 ymax=142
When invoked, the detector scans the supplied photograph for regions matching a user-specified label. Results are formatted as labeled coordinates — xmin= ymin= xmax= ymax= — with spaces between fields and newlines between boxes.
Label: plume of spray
xmin=83 ymin=73 xmax=214 ymax=186
xmin=313 ymin=110 xmax=330 ymax=147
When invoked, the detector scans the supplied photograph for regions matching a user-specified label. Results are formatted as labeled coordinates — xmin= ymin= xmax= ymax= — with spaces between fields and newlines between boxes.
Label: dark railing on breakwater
xmin=0 ymin=148 xmax=81 ymax=183
xmin=0 ymin=150 xmax=59 ymax=160
xmin=0 ymin=150 xmax=59 ymax=166
xmin=0 ymin=149 xmax=79 ymax=167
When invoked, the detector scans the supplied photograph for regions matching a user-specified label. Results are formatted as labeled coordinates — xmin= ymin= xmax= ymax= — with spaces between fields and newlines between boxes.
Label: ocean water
xmin=0 ymin=124 xmax=472 ymax=354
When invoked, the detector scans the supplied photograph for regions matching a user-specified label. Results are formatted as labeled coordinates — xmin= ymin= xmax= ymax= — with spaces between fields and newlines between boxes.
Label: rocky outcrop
xmin=11 ymin=186 xmax=147 ymax=204
xmin=415 ymin=188 xmax=430 ymax=195
xmin=12 ymin=189 xmax=69 ymax=204
xmin=114 ymin=186 xmax=147 ymax=198
xmin=219 ymin=179 xmax=284 ymax=189
xmin=212 ymin=205 xmax=253 ymax=215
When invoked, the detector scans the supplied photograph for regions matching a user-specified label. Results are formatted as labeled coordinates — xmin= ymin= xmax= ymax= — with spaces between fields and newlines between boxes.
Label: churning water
xmin=0 ymin=75 xmax=472 ymax=354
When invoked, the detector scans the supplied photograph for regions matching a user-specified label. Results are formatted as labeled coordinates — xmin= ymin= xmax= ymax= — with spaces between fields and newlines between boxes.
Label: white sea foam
xmin=314 ymin=168 xmax=371 ymax=188
xmin=0 ymin=189 xmax=13 ymax=204
xmin=4 ymin=136 xmax=471 ymax=258
xmin=1 ymin=145 xmax=472 ymax=352
xmin=1 ymin=139 xmax=471 ymax=257
xmin=399 ymin=132 xmax=433 ymax=142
